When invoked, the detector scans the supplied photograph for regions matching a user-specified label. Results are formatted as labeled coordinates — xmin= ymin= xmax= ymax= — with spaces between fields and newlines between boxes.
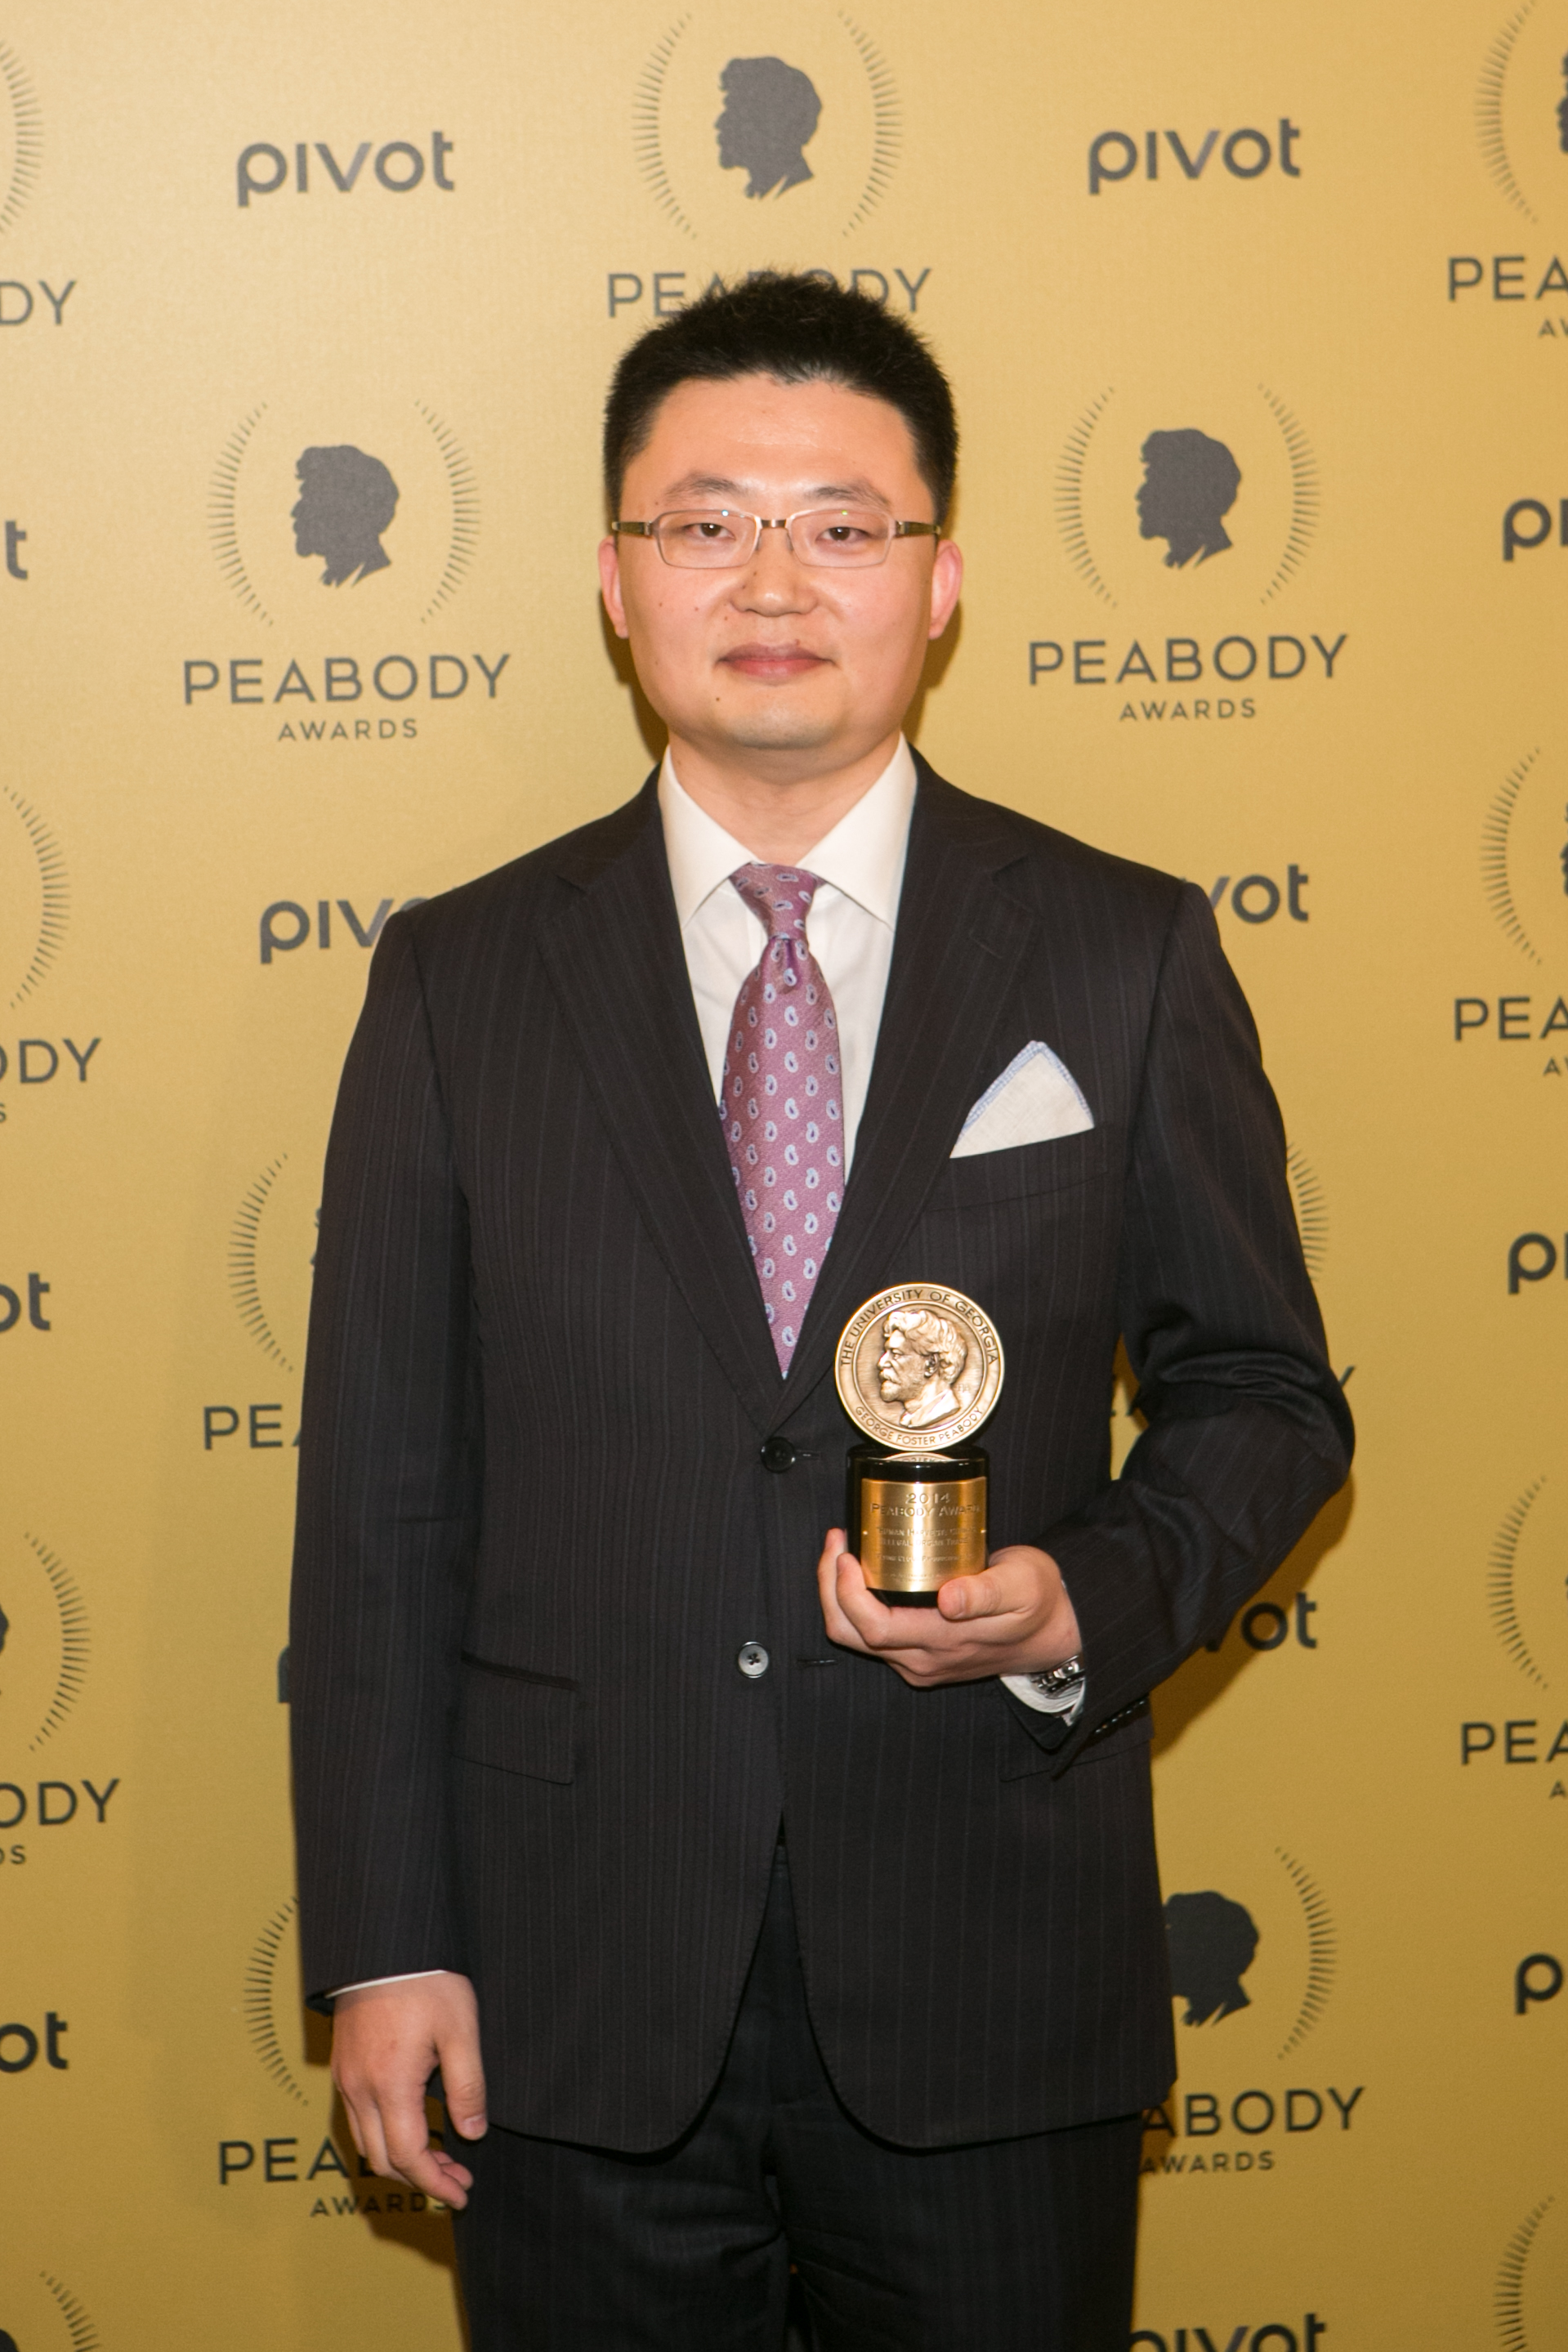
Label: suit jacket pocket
xmin=453 ymin=1652 xmax=577 ymax=1784
xmin=924 ymin=1127 xmax=1115 ymax=1215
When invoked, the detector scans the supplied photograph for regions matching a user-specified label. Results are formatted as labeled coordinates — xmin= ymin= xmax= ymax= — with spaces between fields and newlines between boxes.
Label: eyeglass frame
xmin=610 ymin=507 xmax=942 ymax=569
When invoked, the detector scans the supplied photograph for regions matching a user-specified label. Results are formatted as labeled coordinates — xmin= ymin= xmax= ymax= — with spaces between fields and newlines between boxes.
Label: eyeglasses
xmin=610 ymin=507 xmax=940 ymax=570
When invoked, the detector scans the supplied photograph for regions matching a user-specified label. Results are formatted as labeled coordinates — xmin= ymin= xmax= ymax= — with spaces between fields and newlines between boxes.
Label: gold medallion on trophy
xmin=834 ymin=1285 xmax=1004 ymax=1603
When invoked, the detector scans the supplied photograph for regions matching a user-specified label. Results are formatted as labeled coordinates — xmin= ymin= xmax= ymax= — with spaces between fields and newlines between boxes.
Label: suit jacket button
xmin=736 ymin=1642 xmax=770 ymax=1679
xmin=760 ymin=1436 xmax=797 ymax=1473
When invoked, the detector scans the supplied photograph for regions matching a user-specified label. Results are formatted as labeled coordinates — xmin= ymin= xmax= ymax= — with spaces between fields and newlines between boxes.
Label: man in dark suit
xmin=290 ymin=273 xmax=1351 ymax=2350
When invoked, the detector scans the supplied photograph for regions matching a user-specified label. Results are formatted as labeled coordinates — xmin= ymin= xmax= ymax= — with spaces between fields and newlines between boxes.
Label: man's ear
xmin=598 ymin=537 xmax=630 ymax=641
xmin=928 ymin=538 xmax=963 ymax=640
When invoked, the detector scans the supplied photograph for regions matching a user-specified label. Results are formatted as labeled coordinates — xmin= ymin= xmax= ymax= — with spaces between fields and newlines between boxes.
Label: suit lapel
xmin=775 ymin=764 xmax=1040 ymax=1419
xmin=538 ymin=781 xmax=784 ymax=1430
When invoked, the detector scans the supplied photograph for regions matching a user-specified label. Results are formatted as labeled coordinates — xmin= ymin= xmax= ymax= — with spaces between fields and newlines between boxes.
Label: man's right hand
xmin=331 ymin=1970 xmax=488 ymax=2210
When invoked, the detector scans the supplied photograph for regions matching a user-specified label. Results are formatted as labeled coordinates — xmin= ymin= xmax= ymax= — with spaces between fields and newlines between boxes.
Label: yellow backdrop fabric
xmin=2 ymin=3 xmax=1566 ymax=2345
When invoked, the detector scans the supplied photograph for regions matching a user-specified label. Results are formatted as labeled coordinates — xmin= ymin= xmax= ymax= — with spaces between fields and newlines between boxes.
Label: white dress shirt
xmin=659 ymin=737 xmax=915 ymax=1169
xmin=335 ymin=740 xmax=1077 ymax=1995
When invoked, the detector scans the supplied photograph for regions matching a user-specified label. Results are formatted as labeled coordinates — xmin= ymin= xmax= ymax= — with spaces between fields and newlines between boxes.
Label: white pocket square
xmin=950 ymin=1040 xmax=1094 ymax=1157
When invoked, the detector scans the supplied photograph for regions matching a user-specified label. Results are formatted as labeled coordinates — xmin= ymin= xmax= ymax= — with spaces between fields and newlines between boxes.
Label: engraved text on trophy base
xmin=859 ymin=1476 xmax=987 ymax=1592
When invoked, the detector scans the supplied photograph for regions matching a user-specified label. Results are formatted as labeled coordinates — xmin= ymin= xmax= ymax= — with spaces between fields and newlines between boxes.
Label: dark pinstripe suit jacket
xmin=289 ymin=755 xmax=1351 ymax=2152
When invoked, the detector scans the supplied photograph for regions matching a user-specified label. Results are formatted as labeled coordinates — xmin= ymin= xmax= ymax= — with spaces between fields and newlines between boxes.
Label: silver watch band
xmin=1026 ymin=1653 xmax=1085 ymax=1695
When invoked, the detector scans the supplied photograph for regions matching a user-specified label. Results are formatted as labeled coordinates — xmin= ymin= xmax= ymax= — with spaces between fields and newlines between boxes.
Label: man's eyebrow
xmin=662 ymin=473 xmax=748 ymax=501
xmin=657 ymin=472 xmax=895 ymax=509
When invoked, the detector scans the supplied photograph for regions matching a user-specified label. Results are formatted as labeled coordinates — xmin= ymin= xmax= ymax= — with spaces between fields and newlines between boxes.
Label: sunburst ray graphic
xmin=0 ymin=42 xmax=41 ymax=236
xmin=1496 ymin=2196 xmax=1552 ymax=2350
xmin=42 ymin=2274 xmax=101 ymax=2352
xmin=1275 ymin=1848 xmax=1336 ymax=2058
xmin=230 ymin=1156 xmax=293 ymax=1370
xmin=1477 ymin=2 xmax=1538 ymax=223
xmin=244 ymin=1898 xmax=309 ymax=2103
xmin=6 ymin=787 xmax=69 ymax=1008
xmin=1055 ymin=389 xmax=1116 ymax=606
xmin=416 ymin=404 xmax=480 ymax=619
xmin=1286 ymin=1147 xmax=1327 ymax=1281
xmin=842 ymin=15 xmax=900 ymax=234
xmin=209 ymin=404 xmax=272 ymax=623
xmin=1483 ymin=750 xmax=1543 ymax=962
xmin=1258 ymin=387 xmax=1320 ymax=603
xmin=1488 ymin=1478 xmax=1548 ymax=1685
xmin=26 ymin=1533 xmax=88 ymax=1749
xmin=634 ymin=18 xmax=696 ymax=238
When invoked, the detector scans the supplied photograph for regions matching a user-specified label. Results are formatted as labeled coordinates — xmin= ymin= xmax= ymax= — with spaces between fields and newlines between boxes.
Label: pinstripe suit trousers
xmin=452 ymin=1844 xmax=1142 ymax=2351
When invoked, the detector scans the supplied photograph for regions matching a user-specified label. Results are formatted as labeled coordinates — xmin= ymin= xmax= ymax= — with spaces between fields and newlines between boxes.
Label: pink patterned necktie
xmin=721 ymin=865 xmax=845 ymax=1371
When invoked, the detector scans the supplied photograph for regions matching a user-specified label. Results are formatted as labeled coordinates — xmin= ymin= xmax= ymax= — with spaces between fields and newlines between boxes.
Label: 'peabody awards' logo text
xmin=1030 ymin=384 xmax=1346 ymax=722
xmin=1452 ymin=749 xmax=1568 ymax=1080
xmin=1451 ymin=6 xmax=1568 ymax=342
xmin=611 ymin=6 xmax=927 ymax=319
xmin=187 ymin=396 xmax=504 ymax=741
xmin=1460 ymin=1475 xmax=1568 ymax=1799
xmin=0 ymin=1528 xmax=119 ymax=1865
xmin=200 ymin=1152 xmax=319 ymax=1457
xmin=1140 ymin=1845 xmax=1363 ymax=2181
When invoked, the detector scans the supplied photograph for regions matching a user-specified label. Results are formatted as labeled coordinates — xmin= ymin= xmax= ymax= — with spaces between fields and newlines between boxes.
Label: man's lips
xmin=719 ymin=645 xmax=830 ymax=682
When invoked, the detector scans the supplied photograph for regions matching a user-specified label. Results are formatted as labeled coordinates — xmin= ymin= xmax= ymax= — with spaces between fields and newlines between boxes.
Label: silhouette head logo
xmin=0 ymin=1597 xmax=8 ymax=1652
xmin=1164 ymin=1889 xmax=1259 ymax=2023
xmin=1137 ymin=427 xmax=1241 ymax=569
xmin=1559 ymin=52 xmax=1568 ymax=152
xmin=0 ymin=2330 xmax=18 ymax=2352
xmin=714 ymin=56 xmax=822 ymax=198
xmin=291 ymin=444 xmax=399 ymax=587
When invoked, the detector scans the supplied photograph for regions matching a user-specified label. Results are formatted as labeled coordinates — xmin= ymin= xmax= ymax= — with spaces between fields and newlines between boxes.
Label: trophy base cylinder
xmin=847 ymin=1442 xmax=989 ymax=1604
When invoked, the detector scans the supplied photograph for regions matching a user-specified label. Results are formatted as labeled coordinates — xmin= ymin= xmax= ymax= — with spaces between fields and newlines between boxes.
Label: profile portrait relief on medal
xmin=877 ymin=1307 xmax=975 ymax=1430
xmin=838 ymin=1284 xmax=1004 ymax=1451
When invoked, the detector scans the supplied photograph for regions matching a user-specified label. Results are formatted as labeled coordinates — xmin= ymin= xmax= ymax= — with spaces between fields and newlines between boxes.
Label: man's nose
xmin=734 ymin=526 xmax=813 ymax=607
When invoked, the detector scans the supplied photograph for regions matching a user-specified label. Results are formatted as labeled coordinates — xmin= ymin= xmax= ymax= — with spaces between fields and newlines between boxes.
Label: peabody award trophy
xmin=834 ymin=1284 xmax=1004 ymax=1605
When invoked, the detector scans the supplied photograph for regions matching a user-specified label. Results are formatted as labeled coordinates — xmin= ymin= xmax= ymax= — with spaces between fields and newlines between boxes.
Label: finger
xmin=438 ymin=2032 xmax=489 ymax=2142
xmin=834 ymin=1551 xmax=914 ymax=1650
xmin=339 ymin=2043 xmax=436 ymax=2188
xmin=378 ymin=2078 xmax=444 ymax=2180
xmin=386 ymin=2126 xmax=474 ymax=2207
xmin=937 ymin=1567 xmax=1006 ymax=1621
xmin=815 ymin=1527 xmax=850 ymax=1614
xmin=817 ymin=1536 xmax=875 ymax=1652
xmin=939 ymin=1548 xmax=1048 ymax=1623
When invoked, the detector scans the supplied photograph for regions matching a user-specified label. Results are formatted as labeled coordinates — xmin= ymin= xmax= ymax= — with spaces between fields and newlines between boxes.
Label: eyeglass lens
xmin=653 ymin=508 xmax=896 ymax=568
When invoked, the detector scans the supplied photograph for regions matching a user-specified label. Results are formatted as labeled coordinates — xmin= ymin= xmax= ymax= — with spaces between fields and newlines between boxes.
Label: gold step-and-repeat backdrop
xmin=3 ymin=1 xmax=1566 ymax=2344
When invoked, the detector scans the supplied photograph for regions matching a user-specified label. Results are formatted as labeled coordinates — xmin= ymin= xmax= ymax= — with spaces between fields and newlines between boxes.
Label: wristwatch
xmin=1025 ymin=1654 xmax=1085 ymax=1697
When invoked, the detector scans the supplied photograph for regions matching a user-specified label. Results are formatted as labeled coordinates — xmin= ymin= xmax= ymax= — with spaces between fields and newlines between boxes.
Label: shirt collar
xmin=658 ymin=736 xmax=917 ymax=932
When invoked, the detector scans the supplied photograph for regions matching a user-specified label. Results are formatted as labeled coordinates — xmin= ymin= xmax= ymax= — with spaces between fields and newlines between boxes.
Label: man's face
xmin=600 ymin=373 xmax=962 ymax=777
xmin=878 ymin=1325 xmax=924 ymax=1402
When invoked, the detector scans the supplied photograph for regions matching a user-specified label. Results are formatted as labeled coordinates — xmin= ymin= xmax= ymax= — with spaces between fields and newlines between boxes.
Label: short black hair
xmin=603 ymin=271 xmax=958 ymax=524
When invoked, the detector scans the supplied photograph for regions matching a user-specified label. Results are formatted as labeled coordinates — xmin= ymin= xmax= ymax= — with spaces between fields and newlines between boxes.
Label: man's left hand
xmin=816 ymin=1530 xmax=1083 ymax=1686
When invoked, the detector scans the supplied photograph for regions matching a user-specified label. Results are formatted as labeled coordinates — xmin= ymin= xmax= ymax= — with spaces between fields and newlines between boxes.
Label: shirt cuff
xmin=1000 ymin=1673 xmax=1087 ymax=1720
xmin=329 ymin=1969 xmax=455 ymax=1997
